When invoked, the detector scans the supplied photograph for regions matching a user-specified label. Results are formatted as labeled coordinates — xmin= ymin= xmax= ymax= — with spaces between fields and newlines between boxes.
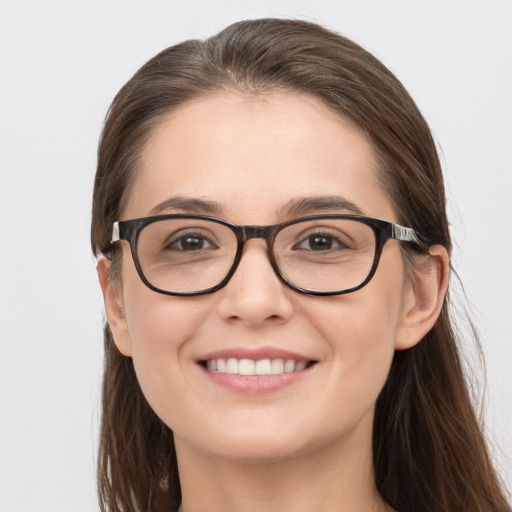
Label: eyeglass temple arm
xmin=392 ymin=224 xmax=427 ymax=251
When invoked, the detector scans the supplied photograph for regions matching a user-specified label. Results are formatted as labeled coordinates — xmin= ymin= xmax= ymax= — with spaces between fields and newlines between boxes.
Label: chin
xmin=172 ymin=408 xmax=356 ymax=465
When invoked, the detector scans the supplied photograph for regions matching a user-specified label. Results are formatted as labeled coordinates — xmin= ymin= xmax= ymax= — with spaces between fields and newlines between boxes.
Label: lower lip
xmin=199 ymin=365 xmax=312 ymax=394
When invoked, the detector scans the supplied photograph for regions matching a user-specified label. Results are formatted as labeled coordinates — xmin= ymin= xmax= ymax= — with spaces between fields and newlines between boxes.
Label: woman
xmin=91 ymin=18 xmax=510 ymax=512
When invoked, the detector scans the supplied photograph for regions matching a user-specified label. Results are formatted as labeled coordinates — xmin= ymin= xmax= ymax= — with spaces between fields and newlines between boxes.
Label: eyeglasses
xmin=110 ymin=214 xmax=425 ymax=296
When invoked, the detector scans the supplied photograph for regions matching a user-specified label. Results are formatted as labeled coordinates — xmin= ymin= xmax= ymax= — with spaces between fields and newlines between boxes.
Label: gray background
xmin=0 ymin=1 xmax=511 ymax=510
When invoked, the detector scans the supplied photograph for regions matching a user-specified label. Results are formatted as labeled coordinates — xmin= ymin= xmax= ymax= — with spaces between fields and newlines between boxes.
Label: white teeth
xmin=255 ymin=359 xmax=271 ymax=375
xmin=271 ymin=358 xmax=284 ymax=374
xmin=206 ymin=359 xmax=217 ymax=371
xmin=295 ymin=361 xmax=307 ymax=371
xmin=239 ymin=359 xmax=255 ymax=375
xmin=226 ymin=358 xmax=238 ymax=374
xmin=205 ymin=357 xmax=310 ymax=375
xmin=284 ymin=359 xmax=296 ymax=373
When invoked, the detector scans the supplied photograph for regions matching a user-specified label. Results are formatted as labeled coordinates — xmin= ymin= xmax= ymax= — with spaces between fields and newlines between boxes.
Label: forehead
xmin=124 ymin=91 xmax=396 ymax=223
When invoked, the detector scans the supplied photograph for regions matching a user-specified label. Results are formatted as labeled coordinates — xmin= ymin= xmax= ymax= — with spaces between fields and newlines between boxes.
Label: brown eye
xmin=293 ymin=232 xmax=349 ymax=252
xmin=166 ymin=233 xmax=215 ymax=251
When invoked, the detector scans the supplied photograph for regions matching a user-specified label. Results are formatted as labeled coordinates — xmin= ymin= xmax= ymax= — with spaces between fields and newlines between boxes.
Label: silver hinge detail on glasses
xmin=111 ymin=222 xmax=120 ymax=243
xmin=392 ymin=224 xmax=420 ymax=245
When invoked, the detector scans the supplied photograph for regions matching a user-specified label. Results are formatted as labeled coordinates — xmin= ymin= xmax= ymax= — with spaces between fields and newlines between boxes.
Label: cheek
xmin=312 ymin=294 xmax=397 ymax=375
xmin=125 ymin=295 xmax=203 ymax=352
xmin=303 ymin=261 xmax=406 ymax=403
xmin=120 ymin=247 xmax=210 ymax=354
xmin=120 ymin=264 xmax=213 ymax=409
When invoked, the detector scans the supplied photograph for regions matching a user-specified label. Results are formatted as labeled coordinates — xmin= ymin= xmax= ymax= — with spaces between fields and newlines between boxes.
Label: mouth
xmin=196 ymin=347 xmax=318 ymax=394
xmin=199 ymin=358 xmax=317 ymax=375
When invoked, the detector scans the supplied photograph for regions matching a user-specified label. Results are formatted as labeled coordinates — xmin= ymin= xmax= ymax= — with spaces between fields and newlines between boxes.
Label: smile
xmin=197 ymin=348 xmax=317 ymax=393
xmin=205 ymin=358 xmax=311 ymax=375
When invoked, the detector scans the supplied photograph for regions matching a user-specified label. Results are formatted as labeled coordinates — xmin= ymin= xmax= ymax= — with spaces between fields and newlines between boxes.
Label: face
xmin=104 ymin=92 xmax=425 ymax=464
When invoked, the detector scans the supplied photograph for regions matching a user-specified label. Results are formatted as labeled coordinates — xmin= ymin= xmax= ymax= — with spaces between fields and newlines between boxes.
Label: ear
xmin=395 ymin=245 xmax=450 ymax=350
xmin=96 ymin=256 xmax=133 ymax=356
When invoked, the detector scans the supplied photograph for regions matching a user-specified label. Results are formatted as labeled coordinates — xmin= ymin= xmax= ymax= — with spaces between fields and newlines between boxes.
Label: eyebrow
xmin=149 ymin=194 xmax=364 ymax=218
xmin=150 ymin=196 xmax=224 ymax=215
xmin=280 ymin=196 xmax=365 ymax=217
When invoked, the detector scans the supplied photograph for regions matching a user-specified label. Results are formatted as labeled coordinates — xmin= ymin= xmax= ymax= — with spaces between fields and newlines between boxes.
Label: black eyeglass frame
xmin=110 ymin=213 xmax=426 ymax=297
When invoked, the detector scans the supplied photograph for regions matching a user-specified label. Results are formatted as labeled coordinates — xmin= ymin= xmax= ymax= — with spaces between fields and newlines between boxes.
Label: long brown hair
xmin=91 ymin=18 xmax=510 ymax=512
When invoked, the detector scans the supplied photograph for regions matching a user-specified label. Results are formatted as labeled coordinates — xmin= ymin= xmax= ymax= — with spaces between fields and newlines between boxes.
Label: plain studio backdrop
xmin=0 ymin=1 xmax=511 ymax=510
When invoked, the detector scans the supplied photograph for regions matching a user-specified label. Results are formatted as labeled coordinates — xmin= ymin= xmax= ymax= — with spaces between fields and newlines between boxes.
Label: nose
xmin=215 ymin=241 xmax=295 ymax=327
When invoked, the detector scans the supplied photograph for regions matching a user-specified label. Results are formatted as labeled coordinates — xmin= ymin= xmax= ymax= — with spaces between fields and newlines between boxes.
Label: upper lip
xmin=198 ymin=346 xmax=315 ymax=363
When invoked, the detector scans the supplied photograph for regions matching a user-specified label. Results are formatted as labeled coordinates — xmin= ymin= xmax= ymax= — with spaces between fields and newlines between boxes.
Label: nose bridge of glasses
xmin=240 ymin=225 xmax=276 ymax=245
xmin=233 ymin=225 xmax=281 ymax=286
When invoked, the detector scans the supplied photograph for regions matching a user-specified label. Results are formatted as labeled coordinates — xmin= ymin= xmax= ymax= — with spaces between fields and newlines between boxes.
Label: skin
xmin=98 ymin=92 xmax=449 ymax=512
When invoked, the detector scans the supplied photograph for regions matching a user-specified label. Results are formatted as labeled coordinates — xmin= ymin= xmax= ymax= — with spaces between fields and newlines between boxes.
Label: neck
xmin=175 ymin=426 xmax=391 ymax=512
